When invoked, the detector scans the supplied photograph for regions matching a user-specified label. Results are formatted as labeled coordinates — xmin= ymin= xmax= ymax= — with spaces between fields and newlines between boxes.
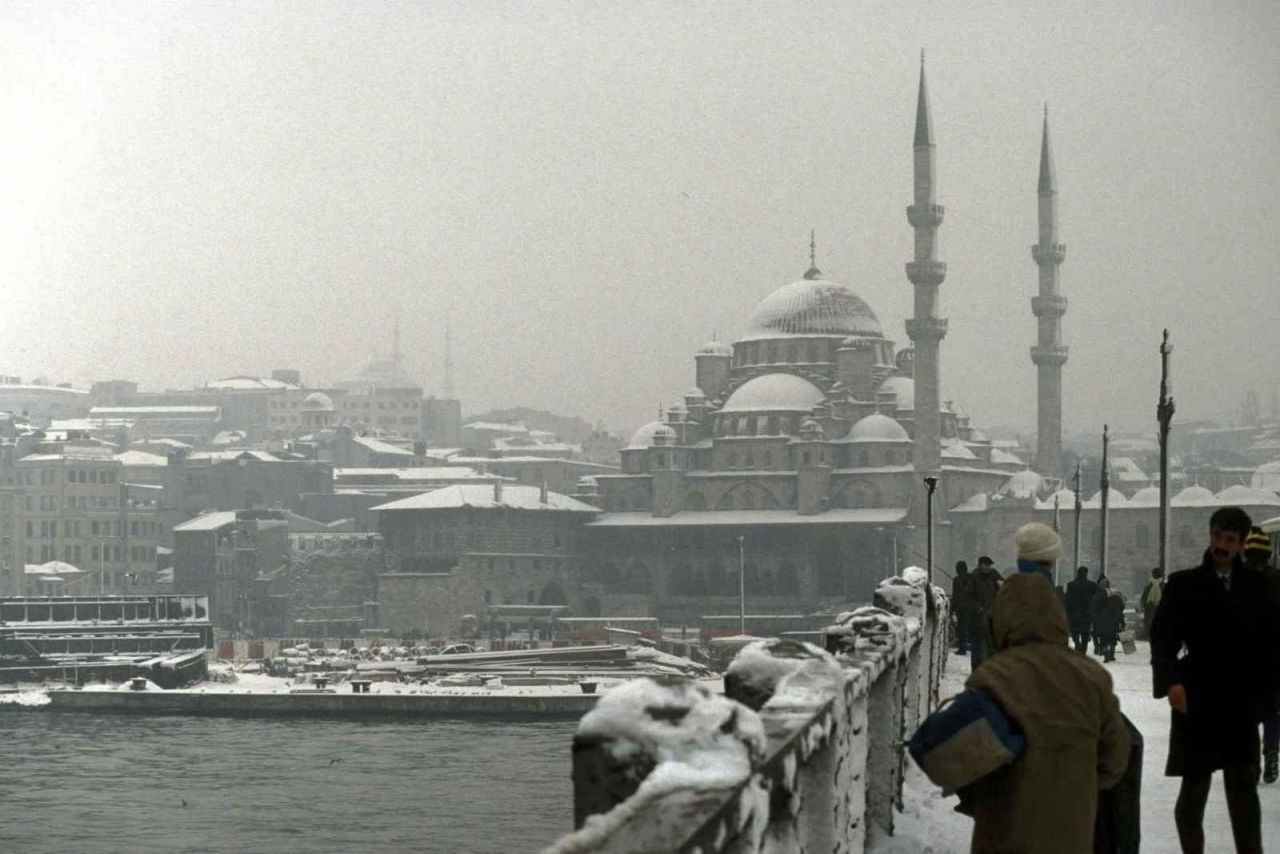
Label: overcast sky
xmin=3 ymin=2 xmax=1278 ymax=440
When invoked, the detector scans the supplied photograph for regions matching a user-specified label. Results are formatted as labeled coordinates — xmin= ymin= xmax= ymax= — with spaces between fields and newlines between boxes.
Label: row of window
xmin=24 ymin=519 xmax=158 ymax=538
xmin=26 ymin=544 xmax=156 ymax=563
xmin=14 ymin=468 xmax=118 ymax=485
xmin=25 ymin=495 xmax=118 ymax=511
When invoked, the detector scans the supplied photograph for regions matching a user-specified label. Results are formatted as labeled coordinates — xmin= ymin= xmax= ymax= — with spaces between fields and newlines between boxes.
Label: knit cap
xmin=1245 ymin=528 xmax=1271 ymax=555
xmin=1015 ymin=522 xmax=1062 ymax=562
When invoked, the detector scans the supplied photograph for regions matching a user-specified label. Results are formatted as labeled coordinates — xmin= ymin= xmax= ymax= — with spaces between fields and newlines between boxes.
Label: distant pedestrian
xmin=1065 ymin=566 xmax=1097 ymax=653
xmin=968 ymin=555 xmax=1002 ymax=670
xmin=965 ymin=571 xmax=1131 ymax=854
xmin=1151 ymin=507 xmax=1280 ymax=853
xmin=952 ymin=560 xmax=975 ymax=655
xmin=1140 ymin=567 xmax=1164 ymax=640
xmin=1243 ymin=527 xmax=1280 ymax=785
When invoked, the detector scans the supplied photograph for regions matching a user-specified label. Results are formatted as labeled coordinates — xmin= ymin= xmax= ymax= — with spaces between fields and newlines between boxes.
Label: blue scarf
xmin=1016 ymin=558 xmax=1054 ymax=580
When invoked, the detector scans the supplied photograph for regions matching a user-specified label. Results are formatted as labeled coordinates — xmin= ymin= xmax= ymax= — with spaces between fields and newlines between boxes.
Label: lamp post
xmin=923 ymin=476 xmax=938 ymax=588
xmin=1052 ymin=494 xmax=1062 ymax=587
xmin=1072 ymin=462 xmax=1083 ymax=575
xmin=1157 ymin=330 xmax=1175 ymax=579
xmin=1100 ymin=425 xmax=1111 ymax=579
xmin=736 ymin=536 xmax=746 ymax=636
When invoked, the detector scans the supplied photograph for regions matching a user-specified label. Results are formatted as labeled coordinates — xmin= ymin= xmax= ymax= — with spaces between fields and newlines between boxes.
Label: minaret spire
xmin=906 ymin=54 xmax=948 ymax=498
xmin=804 ymin=228 xmax=821 ymax=279
xmin=1031 ymin=106 xmax=1068 ymax=476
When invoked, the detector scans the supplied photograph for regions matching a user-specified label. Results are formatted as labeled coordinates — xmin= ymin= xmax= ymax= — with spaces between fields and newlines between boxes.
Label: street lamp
xmin=923 ymin=476 xmax=938 ymax=589
xmin=736 ymin=536 xmax=746 ymax=635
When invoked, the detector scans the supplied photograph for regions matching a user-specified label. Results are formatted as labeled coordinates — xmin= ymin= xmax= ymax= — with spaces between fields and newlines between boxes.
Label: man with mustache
xmin=1150 ymin=506 xmax=1280 ymax=853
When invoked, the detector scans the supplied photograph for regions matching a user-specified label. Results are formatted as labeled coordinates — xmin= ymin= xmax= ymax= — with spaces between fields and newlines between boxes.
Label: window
xmin=25 ymin=521 xmax=32 ymax=537
xmin=89 ymin=470 xmax=98 ymax=483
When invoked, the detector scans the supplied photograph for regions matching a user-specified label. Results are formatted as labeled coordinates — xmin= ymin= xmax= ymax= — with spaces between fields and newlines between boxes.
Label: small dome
xmin=1252 ymin=461 xmax=1280 ymax=492
xmin=942 ymin=440 xmax=977 ymax=460
xmin=1000 ymin=470 xmax=1046 ymax=500
xmin=1088 ymin=487 xmax=1129 ymax=507
xmin=627 ymin=421 xmax=666 ymax=449
xmin=1173 ymin=485 xmax=1216 ymax=506
xmin=575 ymin=476 xmax=600 ymax=494
xmin=1037 ymin=487 xmax=1077 ymax=510
xmin=846 ymin=412 xmax=910 ymax=443
xmin=797 ymin=418 xmax=825 ymax=439
xmin=1216 ymin=484 xmax=1280 ymax=505
xmin=300 ymin=391 xmax=335 ymax=412
xmin=877 ymin=376 xmax=915 ymax=411
xmin=1129 ymin=486 xmax=1161 ymax=506
xmin=990 ymin=448 xmax=1023 ymax=466
xmin=684 ymin=387 xmax=706 ymax=400
xmin=720 ymin=373 xmax=826 ymax=414
xmin=697 ymin=340 xmax=733 ymax=358
xmin=740 ymin=277 xmax=882 ymax=341
xmin=651 ymin=424 xmax=677 ymax=445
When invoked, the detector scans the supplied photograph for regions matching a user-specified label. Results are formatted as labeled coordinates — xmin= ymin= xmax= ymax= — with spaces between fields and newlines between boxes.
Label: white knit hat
xmin=1015 ymin=522 xmax=1062 ymax=562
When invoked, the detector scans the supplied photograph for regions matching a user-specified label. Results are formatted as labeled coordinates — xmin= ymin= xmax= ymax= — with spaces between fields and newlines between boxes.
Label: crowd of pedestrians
xmin=935 ymin=508 xmax=1280 ymax=853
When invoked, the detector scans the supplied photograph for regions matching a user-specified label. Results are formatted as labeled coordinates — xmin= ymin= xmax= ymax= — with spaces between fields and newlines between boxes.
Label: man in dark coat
xmin=968 ymin=555 xmax=1002 ymax=670
xmin=1242 ymin=527 xmax=1280 ymax=784
xmin=952 ymin=560 xmax=975 ymax=655
xmin=1150 ymin=506 xmax=1280 ymax=853
xmin=1091 ymin=578 xmax=1124 ymax=663
xmin=1064 ymin=566 xmax=1096 ymax=653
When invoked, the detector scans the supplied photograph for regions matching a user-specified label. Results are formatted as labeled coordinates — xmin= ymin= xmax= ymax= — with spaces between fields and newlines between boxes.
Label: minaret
xmin=1031 ymin=105 xmax=1067 ymax=477
xmin=905 ymin=55 xmax=948 ymax=484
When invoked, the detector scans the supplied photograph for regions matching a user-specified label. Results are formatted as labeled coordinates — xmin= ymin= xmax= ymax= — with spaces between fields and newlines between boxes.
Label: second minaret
xmin=1031 ymin=107 xmax=1067 ymax=477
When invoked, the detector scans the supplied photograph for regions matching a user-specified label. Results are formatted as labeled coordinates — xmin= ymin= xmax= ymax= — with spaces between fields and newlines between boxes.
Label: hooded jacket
xmin=965 ymin=573 xmax=1130 ymax=854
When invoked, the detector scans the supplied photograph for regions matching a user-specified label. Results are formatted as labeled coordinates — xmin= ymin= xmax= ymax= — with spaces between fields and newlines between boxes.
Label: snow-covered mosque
xmin=573 ymin=62 xmax=1280 ymax=618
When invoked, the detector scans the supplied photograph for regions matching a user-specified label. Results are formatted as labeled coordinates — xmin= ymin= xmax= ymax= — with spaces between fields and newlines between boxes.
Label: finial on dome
xmin=803 ymin=228 xmax=822 ymax=280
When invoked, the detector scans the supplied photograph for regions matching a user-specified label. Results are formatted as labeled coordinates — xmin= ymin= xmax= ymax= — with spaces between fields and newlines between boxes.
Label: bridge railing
xmin=544 ymin=569 xmax=949 ymax=854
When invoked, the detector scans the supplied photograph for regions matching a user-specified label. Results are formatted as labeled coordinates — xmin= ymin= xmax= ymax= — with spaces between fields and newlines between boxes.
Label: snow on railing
xmin=544 ymin=571 xmax=949 ymax=854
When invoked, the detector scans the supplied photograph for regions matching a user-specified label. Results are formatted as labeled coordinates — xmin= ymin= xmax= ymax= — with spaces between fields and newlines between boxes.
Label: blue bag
xmin=907 ymin=688 xmax=1025 ymax=793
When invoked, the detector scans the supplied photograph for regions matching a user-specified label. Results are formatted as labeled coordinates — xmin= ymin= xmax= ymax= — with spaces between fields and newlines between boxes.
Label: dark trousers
xmin=955 ymin=611 xmax=971 ymax=653
xmin=1174 ymin=765 xmax=1262 ymax=854
xmin=969 ymin=628 xmax=988 ymax=671
xmin=1265 ymin=713 xmax=1280 ymax=755
xmin=1070 ymin=628 xmax=1090 ymax=653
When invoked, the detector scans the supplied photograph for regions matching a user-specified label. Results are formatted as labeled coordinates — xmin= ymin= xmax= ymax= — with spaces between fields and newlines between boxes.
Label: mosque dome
xmin=1252 ymin=461 xmax=1280 ymax=492
xmin=1172 ymin=485 xmax=1215 ymax=506
xmin=684 ymin=387 xmax=706 ymax=400
xmin=1215 ymin=484 xmax=1279 ymax=505
xmin=740 ymin=274 xmax=882 ymax=342
xmin=1129 ymin=486 xmax=1161 ymax=506
xmin=1088 ymin=487 xmax=1129 ymax=507
xmin=1000 ymin=470 xmax=1046 ymax=500
xmin=720 ymin=373 xmax=826 ymax=414
xmin=627 ymin=421 xmax=667 ymax=449
xmin=300 ymin=391 xmax=335 ymax=412
xmin=846 ymin=412 xmax=911 ymax=443
xmin=697 ymin=340 xmax=733 ymax=358
xmin=877 ymin=376 xmax=915 ymax=411
xmin=1037 ymin=487 xmax=1077 ymax=510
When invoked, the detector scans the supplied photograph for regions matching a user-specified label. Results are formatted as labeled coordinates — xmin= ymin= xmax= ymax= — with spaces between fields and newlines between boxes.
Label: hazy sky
xmin=3 ymin=2 xmax=1278 ymax=440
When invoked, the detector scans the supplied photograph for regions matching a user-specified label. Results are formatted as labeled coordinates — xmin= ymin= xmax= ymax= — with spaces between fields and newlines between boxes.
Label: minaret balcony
xmin=1031 ymin=344 xmax=1069 ymax=367
xmin=905 ymin=317 xmax=949 ymax=342
xmin=1031 ymin=295 xmax=1068 ymax=317
xmin=1032 ymin=243 xmax=1067 ymax=265
xmin=907 ymin=203 xmax=945 ymax=228
xmin=905 ymin=260 xmax=947 ymax=286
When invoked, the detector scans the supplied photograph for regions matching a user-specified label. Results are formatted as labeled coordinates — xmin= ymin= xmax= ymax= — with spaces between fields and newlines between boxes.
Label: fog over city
xmin=3 ymin=2 xmax=1277 ymax=436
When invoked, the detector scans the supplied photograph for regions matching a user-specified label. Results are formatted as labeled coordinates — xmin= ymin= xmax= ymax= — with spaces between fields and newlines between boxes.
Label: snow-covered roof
xmin=134 ymin=438 xmax=192 ymax=449
xmin=989 ymin=448 xmax=1023 ymax=466
xmin=189 ymin=450 xmax=280 ymax=463
xmin=173 ymin=511 xmax=238 ymax=532
xmin=1172 ymin=485 xmax=1216 ymax=507
xmin=115 ymin=450 xmax=169 ymax=467
xmin=1086 ymin=488 xmax=1129 ymax=508
xmin=1252 ymin=461 xmax=1280 ymax=492
xmin=371 ymin=484 xmax=598 ymax=513
xmin=999 ymin=469 xmax=1045 ymax=500
xmin=1128 ymin=486 xmax=1161 ymax=507
xmin=877 ymin=376 xmax=915 ymax=412
xmin=739 ymin=276 xmax=882 ymax=341
xmin=942 ymin=441 xmax=977 ymax=460
xmin=90 ymin=406 xmax=219 ymax=416
xmin=333 ymin=467 xmax=491 ymax=481
xmin=951 ymin=493 xmax=989 ymax=512
xmin=25 ymin=560 xmax=86 ymax=576
xmin=1215 ymin=484 xmax=1280 ymax=505
xmin=720 ymin=373 xmax=825 ymax=414
xmin=301 ymin=391 xmax=336 ymax=412
xmin=206 ymin=376 xmax=299 ymax=390
xmin=463 ymin=421 xmax=529 ymax=434
xmin=627 ymin=421 xmax=667 ymax=450
xmin=589 ymin=508 xmax=907 ymax=527
xmin=354 ymin=435 xmax=414 ymax=456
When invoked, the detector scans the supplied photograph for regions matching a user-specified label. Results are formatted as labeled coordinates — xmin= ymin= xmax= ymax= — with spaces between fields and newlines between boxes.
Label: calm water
xmin=0 ymin=711 xmax=577 ymax=853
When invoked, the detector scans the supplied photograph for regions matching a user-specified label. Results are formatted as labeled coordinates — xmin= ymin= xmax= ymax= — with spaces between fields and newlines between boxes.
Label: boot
xmin=1265 ymin=750 xmax=1278 ymax=785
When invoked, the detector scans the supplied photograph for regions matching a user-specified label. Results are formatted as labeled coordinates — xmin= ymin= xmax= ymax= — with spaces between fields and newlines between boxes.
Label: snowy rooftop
xmin=90 ymin=406 xmax=219 ymax=416
xmin=205 ymin=376 xmax=299 ymax=390
xmin=333 ymin=467 xmax=492 ymax=481
xmin=590 ymin=508 xmax=907 ymax=527
xmin=354 ymin=435 xmax=414 ymax=456
xmin=115 ymin=450 xmax=169 ymax=467
xmin=371 ymin=484 xmax=599 ymax=513
xmin=173 ymin=511 xmax=238 ymax=532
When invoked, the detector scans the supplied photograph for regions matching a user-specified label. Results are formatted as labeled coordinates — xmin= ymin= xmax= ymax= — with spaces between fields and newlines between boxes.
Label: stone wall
xmin=544 ymin=569 xmax=947 ymax=853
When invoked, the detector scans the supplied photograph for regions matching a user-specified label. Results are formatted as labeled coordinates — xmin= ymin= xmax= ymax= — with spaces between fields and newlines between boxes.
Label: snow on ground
xmin=873 ymin=642 xmax=1280 ymax=852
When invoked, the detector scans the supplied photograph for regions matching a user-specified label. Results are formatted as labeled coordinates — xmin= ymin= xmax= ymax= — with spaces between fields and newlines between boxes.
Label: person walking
xmin=1242 ymin=527 xmax=1280 ymax=784
xmin=1065 ymin=566 xmax=1097 ymax=653
xmin=968 ymin=555 xmax=1002 ymax=670
xmin=1151 ymin=507 xmax=1280 ymax=854
xmin=1100 ymin=585 xmax=1126 ymax=663
xmin=964 ymin=570 xmax=1131 ymax=854
xmin=1140 ymin=568 xmax=1164 ymax=641
xmin=1090 ymin=577 xmax=1115 ymax=660
xmin=952 ymin=560 xmax=975 ymax=655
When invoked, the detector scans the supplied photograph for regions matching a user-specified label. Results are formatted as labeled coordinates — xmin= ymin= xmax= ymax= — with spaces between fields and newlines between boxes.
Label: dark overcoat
xmin=1064 ymin=577 xmax=1097 ymax=632
xmin=1150 ymin=551 xmax=1280 ymax=776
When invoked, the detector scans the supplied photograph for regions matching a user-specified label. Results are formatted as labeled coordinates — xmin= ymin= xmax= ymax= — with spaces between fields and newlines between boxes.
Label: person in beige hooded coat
xmin=964 ymin=569 xmax=1131 ymax=854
